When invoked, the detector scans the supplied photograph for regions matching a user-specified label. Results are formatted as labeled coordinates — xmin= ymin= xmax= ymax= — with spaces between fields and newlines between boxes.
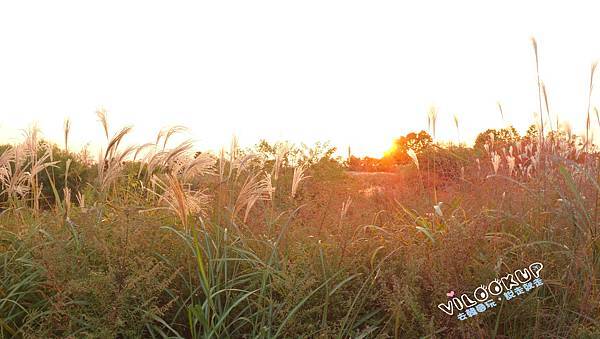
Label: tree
xmin=523 ymin=124 xmax=539 ymax=144
xmin=386 ymin=130 xmax=433 ymax=164
xmin=474 ymin=126 xmax=520 ymax=150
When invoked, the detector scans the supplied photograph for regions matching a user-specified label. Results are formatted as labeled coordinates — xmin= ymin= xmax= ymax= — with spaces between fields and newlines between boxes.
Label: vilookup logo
xmin=438 ymin=262 xmax=544 ymax=321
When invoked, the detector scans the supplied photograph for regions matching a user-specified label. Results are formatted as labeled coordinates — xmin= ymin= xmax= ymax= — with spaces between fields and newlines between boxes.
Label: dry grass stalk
xmin=291 ymin=163 xmax=309 ymax=198
xmin=175 ymin=153 xmax=216 ymax=182
xmin=497 ymin=102 xmax=504 ymax=122
xmin=531 ymin=37 xmax=544 ymax=146
xmin=340 ymin=196 xmax=352 ymax=221
xmin=76 ymin=191 xmax=85 ymax=208
xmin=63 ymin=186 xmax=71 ymax=217
xmin=0 ymin=137 xmax=56 ymax=211
xmin=586 ymin=62 xmax=598 ymax=152
xmin=161 ymin=126 xmax=188 ymax=150
xmin=150 ymin=173 xmax=210 ymax=230
xmin=228 ymin=136 xmax=239 ymax=178
xmin=542 ymin=82 xmax=553 ymax=133
xmin=219 ymin=147 xmax=226 ymax=183
xmin=233 ymin=171 xmax=274 ymax=223
xmin=491 ymin=152 xmax=501 ymax=175
xmin=272 ymin=143 xmax=289 ymax=181
xmin=96 ymin=108 xmax=110 ymax=140
xmin=97 ymin=144 xmax=136 ymax=195
xmin=453 ymin=114 xmax=460 ymax=143
xmin=134 ymin=143 xmax=155 ymax=162
xmin=64 ymin=118 xmax=71 ymax=151
xmin=104 ymin=126 xmax=133 ymax=161
xmin=232 ymin=154 xmax=259 ymax=182
xmin=407 ymin=149 xmax=419 ymax=171
xmin=427 ymin=106 xmax=437 ymax=140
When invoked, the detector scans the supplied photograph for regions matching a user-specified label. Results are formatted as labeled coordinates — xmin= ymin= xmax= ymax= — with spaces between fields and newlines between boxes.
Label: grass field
xmin=1 ymin=110 xmax=600 ymax=338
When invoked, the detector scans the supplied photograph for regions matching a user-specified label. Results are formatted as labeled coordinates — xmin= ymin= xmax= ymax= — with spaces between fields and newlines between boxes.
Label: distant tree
xmin=387 ymin=130 xmax=433 ymax=164
xmin=347 ymin=155 xmax=395 ymax=172
xmin=255 ymin=139 xmax=276 ymax=156
xmin=474 ymin=126 xmax=520 ymax=150
xmin=522 ymin=124 xmax=539 ymax=145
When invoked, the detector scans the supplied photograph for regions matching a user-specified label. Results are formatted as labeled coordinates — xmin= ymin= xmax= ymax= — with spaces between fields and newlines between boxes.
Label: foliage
xmin=1 ymin=116 xmax=600 ymax=338
xmin=388 ymin=130 xmax=433 ymax=164
xmin=474 ymin=126 xmax=521 ymax=150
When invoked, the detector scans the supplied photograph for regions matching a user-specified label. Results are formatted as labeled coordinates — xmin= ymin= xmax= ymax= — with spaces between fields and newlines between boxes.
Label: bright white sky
xmin=1 ymin=1 xmax=600 ymax=157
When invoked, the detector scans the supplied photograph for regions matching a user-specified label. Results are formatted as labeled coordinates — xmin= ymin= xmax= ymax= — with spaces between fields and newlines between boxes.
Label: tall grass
xmin=0 ymin=39 xmax=599 ymax=338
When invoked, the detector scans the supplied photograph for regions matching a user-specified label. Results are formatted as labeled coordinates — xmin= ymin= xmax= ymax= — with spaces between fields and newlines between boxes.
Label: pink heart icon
xmin=446 ymin=291 xmax=455 ymax=297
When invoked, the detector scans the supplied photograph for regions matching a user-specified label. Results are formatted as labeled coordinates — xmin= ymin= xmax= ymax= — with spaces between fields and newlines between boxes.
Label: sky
xmin=1 ymin=1 xmax=600 ymax=157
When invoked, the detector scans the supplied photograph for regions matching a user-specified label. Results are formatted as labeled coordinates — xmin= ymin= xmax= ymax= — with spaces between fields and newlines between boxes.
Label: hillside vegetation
xmin=1 ymin=107 xmax=599 ymax=338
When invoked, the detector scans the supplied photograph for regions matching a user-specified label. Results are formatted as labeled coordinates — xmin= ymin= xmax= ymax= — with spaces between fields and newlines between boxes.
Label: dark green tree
xmin=474 ymin=126 xmax=520 ymax=150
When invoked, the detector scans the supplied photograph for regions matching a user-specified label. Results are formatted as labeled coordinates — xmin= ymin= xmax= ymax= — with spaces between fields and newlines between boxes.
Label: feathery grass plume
xmin=24 ymin=124 xmax=39 ymax=171
xmin=0 ymin=146 xmax=19 ymax=208
xmin=407 ymin=149 xmax=419 ymax=171
xmin=264 ymin=172 xmax=275 ymax=201
xmin=155 ymin=128 xmax=165 ymax=146
xmin=61 ymin=158 xmax=72 ymax=212
xmin=31 ymin=150 xmax=57 ymax=212
xmin=491 ymin=152 xmax=501 ymax=175
xmin=218 ymin=147 xmax=225 ymax=183
xmin=433 ymin=201 xmax=443 ymax=217
xmin=63 ymin=118 xmax=71 ymax=152
xmin=142 ymin=139 xmax=201 ymax=184
xmin=143 ymin=149 xmax=168 ymax=183
xmin=163 ymin=140 xmax=194 ymax=166
xmin=133 ymin=143 xmax=154 ymax=179
xmin=272 ymin=143 xmax=289 ymax=181
xmin=162 ymin=125 xmax=188 ymax=151
xmin=0 ymin=146 xmax=14 ymax=186
xmin=506 ymin=154 xmax=516 ymax=176
xmin=233 ymin=171 xmax=274 ymax=223
xmin=347 ymin=145 xmax=351 ymax=163
xmin=174 ymin=152 xmax=216 ymax=183
xmin=150 ymin=173 xmax=210 ymax=230
xmin=427 ymin=105 xmax=438 ymax=201
xmin=427 ymin=106 xmax=438 ymax=140
xmin=453 ymin=114 xmax=460 ymax=143
xmin=76 ymin=191 xmax=85 ymax=208
xmin=96 ymin=108 xmax=110 ymax=140
xmin=340 ymin=196 xmax=352 ymax=221
xmin=63 ymin=186 xmax=71 ymax=218
xmin=232 ymin=154 xmax=259 ymax=182
xmin=228 ymin=136 xmax=239 ymax=178
xmin=96 ymin=148 xmax=110 ymax=192
xmin=542 ymin=82 xmax=553 ymax=133
xmin=291 ymin=163 xmax=310 ymax=198
xmin=496 ymin=101 xmax=505 ymax=123
xmin=134 ymin=142 xmax=154 ymax=162
xmin=97 ymin=145 xmax=136 ymax=196
xmin=104 ymin=126 xmax=133 ymax=161
xmin=586 ymin=62 xmax=598 ymax=151
xmin=23 ymin=125 xmax=54 ymax=213
xmin=96 ymin=124 xmax=135 ymax=196
xmin=139 ymin=149 xmax=157 ymax=181
xmin=0 ymin=146 xmax=27 ymax=206
xmin=531 ymin=37 xmax=544 ymax=145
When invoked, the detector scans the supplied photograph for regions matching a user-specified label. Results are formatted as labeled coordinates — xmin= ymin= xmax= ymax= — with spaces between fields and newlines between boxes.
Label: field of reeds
xmin=2 ymin=45 xmax=600 ymax=338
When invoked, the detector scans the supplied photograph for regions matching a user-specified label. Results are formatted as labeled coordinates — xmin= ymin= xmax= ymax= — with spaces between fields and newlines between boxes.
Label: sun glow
xmin=383 ymin=143 xmax=398 ymax=159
